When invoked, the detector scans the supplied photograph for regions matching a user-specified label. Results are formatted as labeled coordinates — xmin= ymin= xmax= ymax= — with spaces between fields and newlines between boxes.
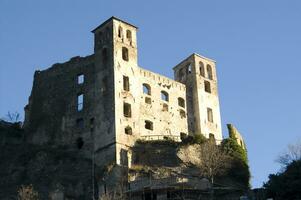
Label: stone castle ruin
xmin=24 ymin=16 xmax=222 ymax=167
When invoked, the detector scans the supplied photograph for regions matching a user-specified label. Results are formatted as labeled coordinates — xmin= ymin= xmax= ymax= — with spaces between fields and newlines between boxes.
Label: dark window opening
xmin=77 ymin=74 xmax=84 ymax=84
xmin=178 ymin=97 xmax=185 ymax=108
xmin=76 ymin=137 xmax=84 ymax=149
xmin=145 ymin=120 xmax=153 ymax=130
xmin=207 ymin=64 xmax=213 ymax=80
xmin=161 ymin=91 xmax=169 ymax=101
xmin=207 ymin=108 xmax=213 ymax=122
xmin=162 ymin=103 xmax=168 ymax=111
xmin=180 ymin=109 xmax=186 ymax=118
xmin=123 ymin=76 xmax=130 ymax=91
xmin=145 ymin=97 xmax=151 ymax=104
xmin=204 ymin=81 xmax=211 ymax=93
xmin=143 ymin=83 xmax=151 ymax=95
xmin=122 ymin=47 xmax=129 ymax=61
xmin=123 ymin=103 xmax=132 ymax=118
xmin=90 ymin=118 xmax=94 ymax=131
xmin=125 ymin=126 xmax=132 ymax=135
xmin=118 ymin=26 xmax=123 ymax=38
xmin=126 ymin=30 xmax=132 ymax=41
xmin=199 ymin=61 xmax=205 ymax=77
xmin=76 ymin=118 xmax=84 ymax=128
xmin=209 ymin=133 xmax=215 ymax=141
xmin=187 ymin=63 xmax=192 ymax=74
xmin=77 ymin=94 xmax=84 ymax=111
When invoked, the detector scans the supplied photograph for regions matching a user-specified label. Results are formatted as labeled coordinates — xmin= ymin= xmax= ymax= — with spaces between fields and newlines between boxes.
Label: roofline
xmin=172 ymin=53 xmax=216 ymax=70
xmin=91 ymin=16 xmax=138 ymax=33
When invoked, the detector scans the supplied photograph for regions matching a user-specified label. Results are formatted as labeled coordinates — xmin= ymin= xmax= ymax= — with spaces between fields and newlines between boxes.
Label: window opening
xmin=199 ymin=61 xmax=205 ymax=77
xmin=207 ymin=64 xmax=213 ymax=80
xmin=145 ymin=120 xmax=153 ymax=130
xmin=204 ymin=81 xmax=211 ymax=93
xmin=77 ymin=74 xmax=84 ymax=84
xmin=207 ymin=108 xmax=213 ymax=122
xmin=178 ymin=97 xmax=185 ymax=108
xmin=143 ymin=83 xmax=151 ymax=95
xmin=122 ymin=47 xmax=129 ymax=61
xmin=125 ymin=126 xmax=132 ymax=135
xmin=123 ymin=103 xmax=132 ymax=117
xmin=123 ymin=76 xmax=130 ymax=91
xmin=161 ymin=91 xmax=169 ymax=101
xmin=77 ymin=94 xmax=84 ymax=111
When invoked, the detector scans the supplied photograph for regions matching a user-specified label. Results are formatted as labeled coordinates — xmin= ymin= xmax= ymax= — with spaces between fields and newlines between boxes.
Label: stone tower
xmin=173 ymin=54 xmax=223 ymax=142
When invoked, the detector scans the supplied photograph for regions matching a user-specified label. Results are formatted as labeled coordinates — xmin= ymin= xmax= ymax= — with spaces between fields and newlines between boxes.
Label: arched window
xmin=207 ymin=64 xmax=213 ymax=80
xmin=161 ymin=91 xmax=169 ymax=101
xmin=187 ymin=64 xmax=192 ymax=74
xmin=143 ymin=83 xmax=151 ymax=95
xmin=179 ymin=109 xmax=186 ymax=118
xmin=126 ymin=30 xmax=132 ymax=41
xmin=199 ymin=61 xmax=205 ymax=77
xmin=122 ymin=47 xmax=129 ymax=61
xmin=162 ymin=103 xmax=168 ymax=111
xmin=145 ymin=120 xmax=153 ymax=130
xmin=125 ymin=126 xmax=132 ymax=135
xmin=178 ymin=97 xmax=185 ymax=108
xmin=118 ymin=26 xmax=123 ymax=38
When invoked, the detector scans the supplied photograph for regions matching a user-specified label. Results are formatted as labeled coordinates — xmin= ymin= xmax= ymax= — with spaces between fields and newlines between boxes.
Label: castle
xmin=24 ymin=16 xmax=223 ymax=168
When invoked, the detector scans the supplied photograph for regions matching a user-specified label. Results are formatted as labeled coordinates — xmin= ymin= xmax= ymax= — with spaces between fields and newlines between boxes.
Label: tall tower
xmin=173 ymin=54 xmax=223 ymax=142
xmin=92 ymin=17 xmax=138 ymax=166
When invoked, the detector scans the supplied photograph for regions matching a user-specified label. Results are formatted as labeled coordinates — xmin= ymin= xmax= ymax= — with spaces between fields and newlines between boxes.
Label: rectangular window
xmin=78 ymin=74 xmax=84 ymax=84
xmin=145 ymin=97 xmax=151 ymax=104
xmin=123 ymin=76 xmax=130 ymax=91
xmin=123 ymin=102 xmax=131 ymax=117
xmin=204 ymin=81 xmax=211 ymax=93
xmin=77 ymin=94 xmax=84 ymax=111
xmin=207 ymin=108 xmax=213 ymax=122
xmin=145 ymin=120 xmax=153 ymax=130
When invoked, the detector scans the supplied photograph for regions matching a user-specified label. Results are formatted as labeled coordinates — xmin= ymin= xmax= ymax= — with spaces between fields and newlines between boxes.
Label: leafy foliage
xmin=221 ymin=138 xmax=250 ymax=189
xmin=264 ymin=159 xmax=301 ymax=200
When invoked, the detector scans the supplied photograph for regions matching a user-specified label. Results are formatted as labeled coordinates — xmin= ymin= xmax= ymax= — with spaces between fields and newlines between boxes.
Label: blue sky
xmin=1 ymin=0 xmax=300 ymax=188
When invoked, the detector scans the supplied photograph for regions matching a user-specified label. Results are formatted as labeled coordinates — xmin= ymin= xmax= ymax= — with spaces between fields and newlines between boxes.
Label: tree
xmin=276 ymin=140 xmax=301 ymax=166
xmin=178 ymin=141 xmax=231 ymax=184
xmin=264 ymin=140 xmax=301 ymax=199
xmin=17 ymin=185 xmax=39 ymax=200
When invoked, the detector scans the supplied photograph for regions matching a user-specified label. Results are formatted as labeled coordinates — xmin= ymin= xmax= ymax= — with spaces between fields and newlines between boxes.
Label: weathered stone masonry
xmin=24 ymin=17 xmax=223 ymax=169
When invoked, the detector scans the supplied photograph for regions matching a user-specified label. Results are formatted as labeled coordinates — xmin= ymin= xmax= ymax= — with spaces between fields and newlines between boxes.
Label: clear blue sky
xmin=1 ymin=0 xmax=300 ymax=188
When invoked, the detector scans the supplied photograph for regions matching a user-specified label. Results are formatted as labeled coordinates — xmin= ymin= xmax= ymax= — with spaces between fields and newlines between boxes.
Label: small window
xmin=207 ymin=108 xmax=213 ymax=122
xmin=76 ymin=137 xmax=84 ymax=149
xmin=199 ymin=61 xmax=205 ymax=77
xmin=77 ymin=74 xmax=84 ymax=84
xmin=122 ymin=47 xmax=129 ymax=61
xmin=179 ymin=109 xmax=186 ymax=118
xmin=204 ymin=81 xmax=211 ymax=93
xmin=207 ymin=64 xmax=213 ymax=80
xmin=143 ymin=83 xmax=151 ymax=95
xmin=187 ymin=64 xmax=192 ymax=74
xmin=123 ymin=102 xmax=131 ymax=118
xmin=76 ymin=118 xmax=84 ymax=128
xmin=145 ymin=120 xmax=153 ymax=130
xmin=123 ymin=76 xmax=130 ymax=91
xmin=209 ymin=133 xmax=215 ymax=142
xmin=145 ymin=97 xmax=151 ymax=104
xmin=118 ymin=26 xmax=123 ymax=38
xmin=178 ymin=97 xmax=185 ymax=108
xmin=161 ymin=91 xmax=169 ymax=101
xmin=126 ymin=30 xmax=132 ymax=41
xmin=125 ymin=126 xmax=132 ymax=135
xmin=77 ymin=94 xmax=84 ymax=111
xmin=162 ymin=103 xmax=168 ymax=111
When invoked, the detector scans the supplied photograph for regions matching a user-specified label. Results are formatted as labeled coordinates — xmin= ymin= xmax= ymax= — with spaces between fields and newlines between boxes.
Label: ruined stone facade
xmin=24 ymin=17 xmax=223 ymax=168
